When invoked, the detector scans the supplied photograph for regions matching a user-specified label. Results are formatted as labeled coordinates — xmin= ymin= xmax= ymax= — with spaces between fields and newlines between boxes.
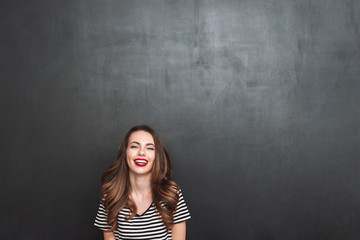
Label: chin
xmin=130 ymin=167 xmax=152 ymax=176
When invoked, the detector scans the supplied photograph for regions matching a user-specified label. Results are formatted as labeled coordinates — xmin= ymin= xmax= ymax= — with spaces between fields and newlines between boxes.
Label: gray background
xmin=1 ymin=0 xmax=360 ymax=239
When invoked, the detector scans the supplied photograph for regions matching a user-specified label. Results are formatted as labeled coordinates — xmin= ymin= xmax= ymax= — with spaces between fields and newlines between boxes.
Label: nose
xmin=138 ymin=147 xmax=145 ymax=156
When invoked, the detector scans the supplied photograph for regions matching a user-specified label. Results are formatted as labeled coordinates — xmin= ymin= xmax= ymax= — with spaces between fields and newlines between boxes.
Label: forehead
xmin=128 ymin=130 xmax=154 ymax=143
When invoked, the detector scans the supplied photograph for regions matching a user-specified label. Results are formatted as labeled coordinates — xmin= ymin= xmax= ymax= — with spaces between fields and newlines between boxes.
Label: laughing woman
xmin=94 ymin=125 xmax=191 ymax=240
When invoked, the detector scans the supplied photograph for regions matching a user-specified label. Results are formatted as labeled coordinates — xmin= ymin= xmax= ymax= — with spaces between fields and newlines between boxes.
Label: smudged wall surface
xmin=1 ymin=0 xmax=359 ymax=239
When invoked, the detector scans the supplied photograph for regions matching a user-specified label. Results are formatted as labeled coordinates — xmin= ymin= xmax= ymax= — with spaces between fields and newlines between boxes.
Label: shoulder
xmin=170 ymin=184 xmax=188 ymax=201
xmin=170 ymin=184 xmax=180 ymax=192
xmin=172 ymin=185 xmax=191 ymax=223
xmin=162 ymin=180 xmax=179 ymax=194
xmin=170 ymin=183 xmax=185 ymax=198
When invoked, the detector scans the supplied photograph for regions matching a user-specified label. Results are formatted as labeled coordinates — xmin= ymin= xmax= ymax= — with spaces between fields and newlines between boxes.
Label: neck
xmin=129 ymin=172 xmax=152 ymax=198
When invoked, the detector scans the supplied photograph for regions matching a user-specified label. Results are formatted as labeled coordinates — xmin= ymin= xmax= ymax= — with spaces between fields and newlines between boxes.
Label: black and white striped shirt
xmin=94 ymin=188 xmax=191 ymax=240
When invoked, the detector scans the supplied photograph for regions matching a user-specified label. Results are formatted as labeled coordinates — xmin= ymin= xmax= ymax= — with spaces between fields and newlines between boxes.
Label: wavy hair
xmin=99 ymin=125 xmax=179 ymax=231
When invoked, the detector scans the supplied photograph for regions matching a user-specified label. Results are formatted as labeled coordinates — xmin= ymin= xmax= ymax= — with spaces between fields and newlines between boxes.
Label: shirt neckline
xmin=135 ymin=202 xmax=153 ymax=217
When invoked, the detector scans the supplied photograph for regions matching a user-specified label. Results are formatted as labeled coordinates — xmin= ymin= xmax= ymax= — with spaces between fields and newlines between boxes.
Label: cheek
xmin=150 ymin=152 xmax=156 ymax=162
xmin=126 ymin=148 xmax=134 ymax=157
xmin=126 ymin=149 xmax=132 ymax=162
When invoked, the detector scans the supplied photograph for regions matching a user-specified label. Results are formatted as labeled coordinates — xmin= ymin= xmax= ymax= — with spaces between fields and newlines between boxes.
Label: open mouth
xmin=134 ymin=159 xmax=148 ymax=167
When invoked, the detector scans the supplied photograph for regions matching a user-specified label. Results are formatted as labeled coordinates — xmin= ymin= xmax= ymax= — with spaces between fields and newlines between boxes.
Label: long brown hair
xmin=99 ymin=125 xmax=179 ymax=231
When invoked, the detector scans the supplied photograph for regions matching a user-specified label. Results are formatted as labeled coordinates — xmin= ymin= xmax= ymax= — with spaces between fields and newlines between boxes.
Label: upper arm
xmin=103 ymin=231 xmax=116 ymax=240
xmin=172 ymin=221 xmax=186 ymax=240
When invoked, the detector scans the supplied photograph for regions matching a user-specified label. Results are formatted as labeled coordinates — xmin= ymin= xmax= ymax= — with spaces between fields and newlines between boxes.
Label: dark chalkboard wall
xmin=1 ymin=0 xmax=359 ymax=239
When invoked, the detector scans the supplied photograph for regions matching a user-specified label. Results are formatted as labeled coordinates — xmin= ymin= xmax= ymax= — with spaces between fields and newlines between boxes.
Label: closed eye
xmin=130 ymin=146 xmax=138 ymax=148
xmin=147 ymin=148 xmax=154 ymax=150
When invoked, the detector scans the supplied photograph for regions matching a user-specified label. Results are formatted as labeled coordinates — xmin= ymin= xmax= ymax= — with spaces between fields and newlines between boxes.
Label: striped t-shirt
xmin=94 ymin=188 xmax=191 ymax=240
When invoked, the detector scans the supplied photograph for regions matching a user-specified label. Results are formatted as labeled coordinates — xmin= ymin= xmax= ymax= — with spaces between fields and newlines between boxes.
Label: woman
xmin=94 ymin=125 xmax=191 ymax=240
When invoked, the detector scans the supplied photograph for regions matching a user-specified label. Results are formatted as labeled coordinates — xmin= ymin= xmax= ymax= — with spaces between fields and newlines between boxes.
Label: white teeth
xmin=135 ymin=160 xmax=147 ymax=164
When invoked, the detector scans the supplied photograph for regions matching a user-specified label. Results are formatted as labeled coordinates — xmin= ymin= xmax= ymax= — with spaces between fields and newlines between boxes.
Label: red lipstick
xmin=134 ymin=158 xmax=148 ymax=167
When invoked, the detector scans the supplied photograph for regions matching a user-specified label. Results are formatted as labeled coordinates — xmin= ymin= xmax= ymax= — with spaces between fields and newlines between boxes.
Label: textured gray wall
xmin=1 ymin=0 xmax=360 ymax=239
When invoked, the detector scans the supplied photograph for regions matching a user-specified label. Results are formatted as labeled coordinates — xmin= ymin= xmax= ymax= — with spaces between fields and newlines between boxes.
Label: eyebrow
xmin=130 ymin=141 xmax=155 ymax=146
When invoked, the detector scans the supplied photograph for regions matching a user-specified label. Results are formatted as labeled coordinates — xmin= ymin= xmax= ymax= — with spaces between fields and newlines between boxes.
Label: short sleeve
xmin=173 ymin=188 xmax=191 ymax=224
xmin=94 ymin=202 xmax=112 ymax=231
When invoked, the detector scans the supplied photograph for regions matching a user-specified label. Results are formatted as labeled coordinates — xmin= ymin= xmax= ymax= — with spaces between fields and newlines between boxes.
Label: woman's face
xmin=126 ymin=130 xmax=156 ymax=176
